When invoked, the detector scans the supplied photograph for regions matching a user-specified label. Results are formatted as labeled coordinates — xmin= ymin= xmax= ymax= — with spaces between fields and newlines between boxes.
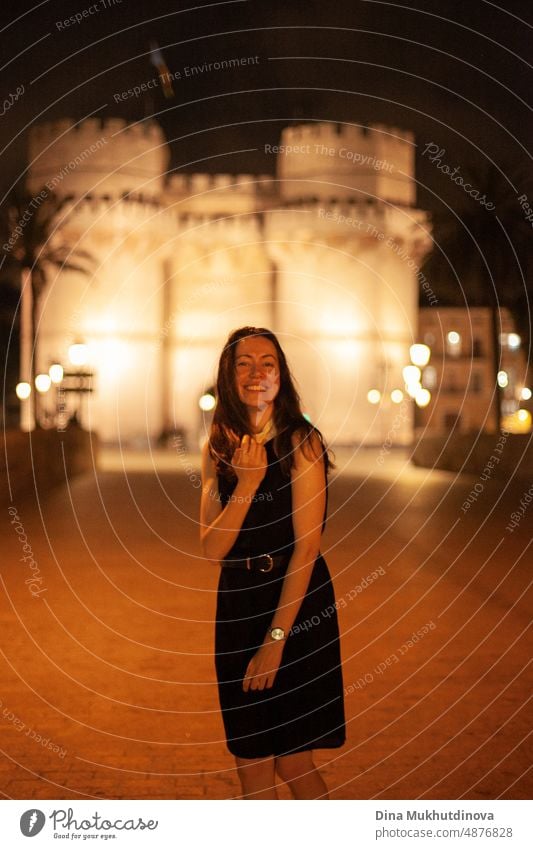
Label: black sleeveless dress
xmin=215 ymin=436 xmax=346 ymax=759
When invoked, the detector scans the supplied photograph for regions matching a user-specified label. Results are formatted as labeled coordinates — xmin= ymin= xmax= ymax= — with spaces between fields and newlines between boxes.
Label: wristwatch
xmin=269 ymin=626 xmax=286 ymax=642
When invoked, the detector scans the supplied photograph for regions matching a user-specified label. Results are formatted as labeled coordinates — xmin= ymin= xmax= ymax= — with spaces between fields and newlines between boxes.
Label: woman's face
xmin=234 ymin=335 xmax=280 ymax=412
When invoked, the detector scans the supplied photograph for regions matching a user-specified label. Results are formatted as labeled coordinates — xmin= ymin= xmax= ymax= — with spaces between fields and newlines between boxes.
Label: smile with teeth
xmin=245 ymin=385 xmax=266 ymax=391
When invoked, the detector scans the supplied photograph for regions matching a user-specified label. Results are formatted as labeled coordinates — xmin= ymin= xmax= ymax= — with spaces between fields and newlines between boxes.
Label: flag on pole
xmin=149 ymin=40 xmax=174 ymax=98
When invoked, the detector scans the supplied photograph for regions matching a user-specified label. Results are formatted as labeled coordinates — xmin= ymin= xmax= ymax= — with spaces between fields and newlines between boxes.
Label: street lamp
xmin=34 ymin=373 xmax=53 ymax=427
xmin=497 ymin=370 xmax=509 ymax=388
xmin=415 ymin=387 xmax=431 ymax=408
xmin=407 ymin=345 xmax=432 ymax=429
xmin=409 ymin=344 xmax=431 ymax=367
xmin=49 ymin=363 xmax=64 ymax=384
xmin=199 ymin=392 xmax=216 ymax=412
xmin=403 ymin=365 xmax=421 ymax=385
xmin=62 ymin=340 xmax=94 ymax=427
xmin=16 ymin=382 xmax=31 ymax=400
xmin=35 ymin=373 xmax=52 ymax=393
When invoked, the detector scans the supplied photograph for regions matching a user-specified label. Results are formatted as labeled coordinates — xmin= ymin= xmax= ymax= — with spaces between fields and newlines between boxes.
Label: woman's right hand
xmin=231 ymin=434 xmax=267 ymax=492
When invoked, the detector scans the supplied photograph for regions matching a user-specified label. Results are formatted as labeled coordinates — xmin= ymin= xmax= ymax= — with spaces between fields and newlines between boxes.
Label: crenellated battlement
xmin=283 ymin=121 xmax=414 ymax=147
xmin=265 ymin=197 xmax=428 ymax=244
xmin=27 ymin=117 xmax=168 ymax=200
xmin=29 ymin=117 xmax=164 ymax=147
xmin=26 ymin=116 xmax=417 ymax=213
xmin=166 ymin=172 xmax=276 ymax=194
xmin=277 ymin=121 xmax=416 ymax=206
xmin=165 ymin=172 xmax=277 ymax=216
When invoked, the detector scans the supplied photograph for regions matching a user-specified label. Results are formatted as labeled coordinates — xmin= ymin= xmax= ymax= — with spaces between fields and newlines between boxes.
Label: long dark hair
xmin=208 ymin=326 xmax=335 ymax=480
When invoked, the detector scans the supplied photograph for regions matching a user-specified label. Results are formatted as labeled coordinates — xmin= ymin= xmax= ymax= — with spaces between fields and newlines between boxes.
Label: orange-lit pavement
xmin=1 ymin=448 xmax=531 ymax=800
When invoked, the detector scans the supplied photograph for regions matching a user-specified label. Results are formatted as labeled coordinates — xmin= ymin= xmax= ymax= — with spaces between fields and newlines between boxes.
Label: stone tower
xmin=27 ymin=118 xmax=430 ymax=446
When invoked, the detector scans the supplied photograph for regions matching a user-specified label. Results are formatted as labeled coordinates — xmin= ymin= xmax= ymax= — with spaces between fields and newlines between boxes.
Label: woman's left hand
xmin=243 ymin=641 xmax=285 ymax=692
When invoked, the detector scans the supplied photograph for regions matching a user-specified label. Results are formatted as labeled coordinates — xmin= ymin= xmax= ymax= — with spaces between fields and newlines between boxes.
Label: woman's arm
xmin=264 ymin=429 xmax=326 ymax=634
xmin=200 ymin=436 xmax=267 ymax=564
xmin=242 ymin=429 xmax=326 ymax=691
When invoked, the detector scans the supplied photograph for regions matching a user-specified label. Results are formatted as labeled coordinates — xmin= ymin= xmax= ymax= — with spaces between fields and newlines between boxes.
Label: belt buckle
xmin=245 ymin=554 xmax=274 ymax=572
xmin=257 ymin=553 xmax=274 ymax=573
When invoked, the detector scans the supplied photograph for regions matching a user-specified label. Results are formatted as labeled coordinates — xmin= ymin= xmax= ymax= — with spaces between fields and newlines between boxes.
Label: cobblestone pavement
xmin=1 ymin=448 xmax=531 ymax=799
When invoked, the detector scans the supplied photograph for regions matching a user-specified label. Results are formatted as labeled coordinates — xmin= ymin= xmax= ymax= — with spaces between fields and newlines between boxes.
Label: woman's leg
xmin=275 ymin=750 xmax=329 ymax=799
xmin=235 ymin=755 xmax=278 ymax=799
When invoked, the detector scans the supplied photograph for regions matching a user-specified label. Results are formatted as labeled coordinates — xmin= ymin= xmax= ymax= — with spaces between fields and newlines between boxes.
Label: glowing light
xmin=391 ymin=389 xmax=404 ymax=404
xmin=447 ymin=331 xmax=460 ymax=345
xmin=16 ymin=382 xmax=31 ymax=400
xmin=49 ymin=364 xmax=64 ymax=383
xmin=497 ymin=370 xmax=508 ymax=388
xmin=35 ymin=373 xmax=52 ymax=393
xmin=508 ymin=333 xmax=521 ymax=350
xmin=415 ymin=387 xmax=431 ymax=407
xmin=410 ymin=344 xmax=430 ymax=367
xmin=502 ymin=409 xmax=531 ymax=433
xmin=403 ymin=365 xmax=421 ymax=385
xmin=520 ymin=387 xmax=532 ymax=400
xmin=367 ymin=389 xmax=381 ymax=404
xmin=68 ymin=342 xmax=88 ymax=366
xmin=405 ymin=381 xmax=422 ymax=398
xmin=199 ymin=393 xmax=216 ymax=412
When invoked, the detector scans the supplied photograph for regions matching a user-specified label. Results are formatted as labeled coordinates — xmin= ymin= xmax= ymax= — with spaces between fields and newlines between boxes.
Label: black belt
xmin=221 ymin=553 xmax=288 ymax=573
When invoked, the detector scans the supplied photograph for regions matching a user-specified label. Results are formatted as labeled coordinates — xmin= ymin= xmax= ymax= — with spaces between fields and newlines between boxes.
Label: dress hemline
xmin=227 ymin=736 xmax=346 ymax=760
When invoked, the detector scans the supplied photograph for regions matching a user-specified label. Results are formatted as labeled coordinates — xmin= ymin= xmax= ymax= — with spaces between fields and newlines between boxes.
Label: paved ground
xmin=0 ymin=446 xmax=531 ymax=799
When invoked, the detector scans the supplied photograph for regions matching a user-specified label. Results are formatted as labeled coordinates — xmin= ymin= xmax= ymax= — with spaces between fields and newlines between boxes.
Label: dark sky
xmin=0 ymin=0 xmax=531 ymax=210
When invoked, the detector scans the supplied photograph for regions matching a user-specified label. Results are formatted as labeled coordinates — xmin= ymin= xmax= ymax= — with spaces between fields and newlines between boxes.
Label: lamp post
xmin=407 ymin=345 xmax=432 ymax=428
xmin=34 ymin=372 xmax=52 ymax=426
xmin=19 ymin=268 xmax=34 ymax=431
xmin=58 ymin=341 xmax=94 ymax=428
xmin=48 ymin=362 xmax=65 ymax=429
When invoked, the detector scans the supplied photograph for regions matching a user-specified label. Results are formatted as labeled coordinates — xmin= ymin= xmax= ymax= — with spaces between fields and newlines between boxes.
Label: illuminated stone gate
xmin=27 ymin=118 xmax=430 ymax=445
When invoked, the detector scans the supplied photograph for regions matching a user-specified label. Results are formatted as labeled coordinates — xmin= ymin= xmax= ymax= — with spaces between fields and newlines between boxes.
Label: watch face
xmin=271 ymin=627 xmax=285 ymax=641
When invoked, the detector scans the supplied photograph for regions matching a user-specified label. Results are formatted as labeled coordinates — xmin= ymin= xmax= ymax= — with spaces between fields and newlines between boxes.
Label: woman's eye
xmin=235 ymin=360 xmax=277 ymax=369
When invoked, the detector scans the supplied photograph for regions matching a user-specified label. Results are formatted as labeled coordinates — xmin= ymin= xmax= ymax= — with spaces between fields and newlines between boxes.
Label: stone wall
xmin=1 ymin=425 xmax=98 ymax=506
xmin=411 ymin=432 xmax=533 ymax=478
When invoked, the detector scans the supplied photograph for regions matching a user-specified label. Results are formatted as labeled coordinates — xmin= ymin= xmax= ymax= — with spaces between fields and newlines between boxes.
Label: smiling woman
xmin=234 ymin=336 xmax=280 ymax=419
xmin=200 ymin=326 xmax=346 ymax=800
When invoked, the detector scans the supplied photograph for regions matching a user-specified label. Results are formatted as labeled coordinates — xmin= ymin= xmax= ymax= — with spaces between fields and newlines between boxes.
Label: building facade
xmin=27 ymin=118 xmax=431 ymax=446
xmin=417 ymin=307 xmax=530 ymax=435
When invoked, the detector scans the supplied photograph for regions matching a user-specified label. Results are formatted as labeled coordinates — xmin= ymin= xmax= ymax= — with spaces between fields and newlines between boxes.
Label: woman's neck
xmin=247 ymin=406 xmax=274 ymax=434
xmin=247 ymin=408 xmax=275 ymax=442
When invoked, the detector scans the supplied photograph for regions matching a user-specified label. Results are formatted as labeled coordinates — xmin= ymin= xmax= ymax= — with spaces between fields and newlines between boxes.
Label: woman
xmin=200 ymin=326 xmax=345 ymax=799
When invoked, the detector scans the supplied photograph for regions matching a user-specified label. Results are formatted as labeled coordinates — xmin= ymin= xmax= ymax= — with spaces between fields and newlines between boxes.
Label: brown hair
xmin=208 ymin=326 xmax=335 ymax=480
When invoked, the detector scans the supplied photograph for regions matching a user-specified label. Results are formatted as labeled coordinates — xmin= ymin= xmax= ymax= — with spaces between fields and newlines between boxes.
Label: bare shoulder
xmin=290 ymin=426 xmax=325 ymax=468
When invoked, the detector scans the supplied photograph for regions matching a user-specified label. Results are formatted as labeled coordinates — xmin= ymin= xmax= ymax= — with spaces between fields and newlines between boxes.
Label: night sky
xmin=0 ymin=0 xmax=531 ymax=214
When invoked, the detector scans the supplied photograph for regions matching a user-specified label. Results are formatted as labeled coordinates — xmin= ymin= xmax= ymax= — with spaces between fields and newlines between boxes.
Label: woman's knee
xmin=275 ymin=751 xmax=315 ymax=782
xmin=236 ymin=756 xmax=274 ymax=785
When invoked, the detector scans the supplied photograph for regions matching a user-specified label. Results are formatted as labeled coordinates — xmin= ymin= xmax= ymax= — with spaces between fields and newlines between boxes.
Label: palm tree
xmin=0 ymin=188 xmax=94 ymax=430
xmin=421 ymin=162 xmax=533 ymax=430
